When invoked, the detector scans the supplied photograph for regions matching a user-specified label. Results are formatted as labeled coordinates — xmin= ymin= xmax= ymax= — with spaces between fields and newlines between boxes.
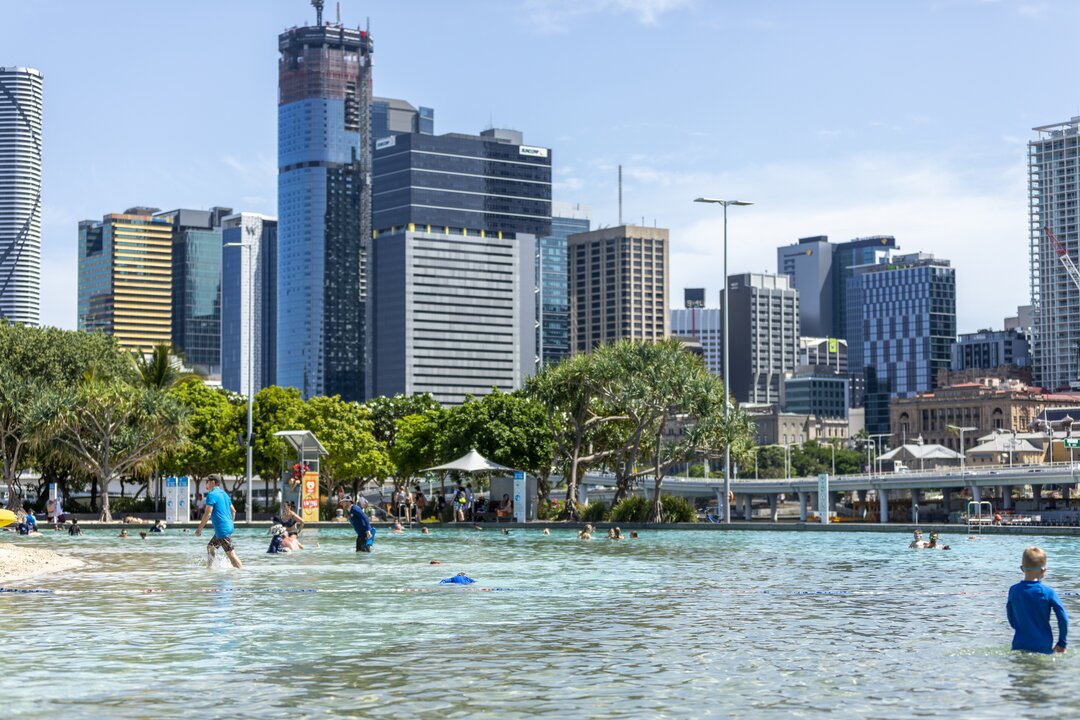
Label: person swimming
xmin=909 ymin=530 xmax=926 ymax=549
xmin=439 ymin=572 xmax=476 ymax=585
xmin=578 ymin=524 xmax=594 ymax=540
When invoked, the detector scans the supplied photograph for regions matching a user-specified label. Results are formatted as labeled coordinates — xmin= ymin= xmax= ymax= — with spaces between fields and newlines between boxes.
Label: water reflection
xmin=1 ymin=528 xmax=1076 ymax=718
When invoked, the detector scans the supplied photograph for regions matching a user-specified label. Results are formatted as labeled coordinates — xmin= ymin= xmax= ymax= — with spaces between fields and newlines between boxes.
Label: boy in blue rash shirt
xmin=195 ymin=477 xmax=243 ymax=569
xmin=1007 ymin=546 xmax=1068 ymax=654
xmin=348 ymin=503 xmax=374 ymax=553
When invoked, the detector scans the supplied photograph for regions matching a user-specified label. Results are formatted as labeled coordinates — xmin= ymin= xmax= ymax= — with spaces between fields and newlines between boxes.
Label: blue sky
xmin=4 ymin=0 xmax=1078 ymax=331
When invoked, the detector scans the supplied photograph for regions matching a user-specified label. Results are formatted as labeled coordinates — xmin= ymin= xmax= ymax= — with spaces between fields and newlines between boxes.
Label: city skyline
xmin=4 ymin=0 xmax=1079 ymax=332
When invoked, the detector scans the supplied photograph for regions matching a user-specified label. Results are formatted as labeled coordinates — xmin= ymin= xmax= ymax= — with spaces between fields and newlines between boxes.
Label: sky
xmin=3 ymin=0 xmax=1078 ymax=332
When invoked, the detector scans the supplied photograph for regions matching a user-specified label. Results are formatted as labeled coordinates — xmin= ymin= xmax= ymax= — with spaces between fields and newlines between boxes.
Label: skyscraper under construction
xmin=277 ymin=2 xmax=372 ymax=400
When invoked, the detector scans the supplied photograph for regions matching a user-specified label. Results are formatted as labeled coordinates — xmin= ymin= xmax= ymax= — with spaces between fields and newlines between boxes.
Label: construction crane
xmin=1044 ymin=226 xmax=1080 ymax=389
xmin=1044 ymin=226 xmax=1080 ymax=291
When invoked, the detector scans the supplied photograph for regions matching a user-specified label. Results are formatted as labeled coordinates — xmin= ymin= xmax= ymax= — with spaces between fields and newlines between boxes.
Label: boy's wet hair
xmin=1023 ymin=546 xmax=1047 ymax=569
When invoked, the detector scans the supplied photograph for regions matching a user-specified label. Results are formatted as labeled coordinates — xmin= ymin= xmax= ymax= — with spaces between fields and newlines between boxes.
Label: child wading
xmin=1007 ymin=546 xmax=1068 ymax=654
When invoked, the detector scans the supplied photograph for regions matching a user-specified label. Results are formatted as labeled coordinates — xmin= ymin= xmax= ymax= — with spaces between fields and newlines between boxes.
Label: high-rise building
xmin=952 ymin=328 xmax=1030 ymax=372
xmin=782 ymin=367 xmax=849 ymax=419
xmin=0 ymin=67 xmax=43 ymax=325
xmin=725 ymin=273 xmax=799 ymax=405
xmin=670 ymin=305 xmax=722 ymax=376
xmin=371 ymin=97 xmax=433 ymax=140
xmin=1030 ymin=117 xmax=1080 ymax=392
xmin=155 ymin=207 xmax=231 ymax=377
xmin=221 ymin=213 xmax=278 ymax=395
xmin=538 ymin=202 xmax=590 ymax=367
xmin=847 ymin=252 xmax=956 ymax=436
xmin=777 ymin=234 xmax=897 ymax=340
xmin=569 ymin=225 xmax=669 ymax=354
xmin=777 ymin=236 xmax=831 ymax=337
xmin=277 ymin=14 xmax=373 ymax=400
xmin=368 ymin=128 xmax=551 ymax=404
xmin=78 ymin=208 xmax=173 ymax=353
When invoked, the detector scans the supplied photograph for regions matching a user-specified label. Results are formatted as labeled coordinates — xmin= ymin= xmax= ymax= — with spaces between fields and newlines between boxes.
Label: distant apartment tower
xmin=277 ymin=14 xmax=373 ymax=400
xmin=569 ymin=225 xmax=669 ymax=353
xmin=783 ymin=367 xmax=849 ymax=419
xmin=78 ymin=209 xmax=174 ymax=352
xmin=777 ymin=234 xmax=897 ymax=339
xmin=371 ymin=97 xmax=433 ymax=139
xmin=847 ymin=252 xmax=956 ymax=436
xmin=670 ymin=305 xmax=722 ymax=376
xmin=368 ymin=128 xmax=551 ymax=404
xmin=952 ymin=328 xmax=1030 ymax=372
xmin=156 ymin=207 xmax=231 ymax=377
xmin=221 ymin=213 xmax=278 ymax=395
xmin=725 ymin=273 xmax=799 ymax=405
xmin=0 ymin=67 xmax=43 ymax=325
xmin=1030 ymin=118 xmax=1080 ymax=391
xmin=538 ymin=202 xmax=590 ymax=367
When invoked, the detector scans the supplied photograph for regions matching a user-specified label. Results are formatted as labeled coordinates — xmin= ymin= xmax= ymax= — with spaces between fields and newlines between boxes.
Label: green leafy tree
xmin=526 ymin=352 xmax=629 ymax=519
xmin=39 ymin=380 xmax=189 ymax=521
xmin=165 ymin=382 xmax=243 ymax=485
xmin=0 ymin=324 xmax=128 ymax=508
xmin=299 ymin=396 xmax=392 ymax=494
xmin=366 ymin=392 xmax=440 ymax=448
xmin=251 ymin=385 xmax=306 ymax=485
xmin=390 ymin=410 xmax=446 ymax=491
xmin=440 ymin=389 xmax=554 ymax=478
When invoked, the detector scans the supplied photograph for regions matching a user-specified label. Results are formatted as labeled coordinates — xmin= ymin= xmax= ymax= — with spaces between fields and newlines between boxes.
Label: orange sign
xmin=301 ymin=471 xmax=320 ymax=523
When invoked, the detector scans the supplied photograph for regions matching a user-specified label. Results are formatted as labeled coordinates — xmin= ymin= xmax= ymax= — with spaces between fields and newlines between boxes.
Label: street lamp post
xmin=948 ymin=424 xmax=978 ymax=478
xmin=224 ymin=239 xmax=255 ymax=524
xmin=695 ymin=197 xmax=753 ymax=523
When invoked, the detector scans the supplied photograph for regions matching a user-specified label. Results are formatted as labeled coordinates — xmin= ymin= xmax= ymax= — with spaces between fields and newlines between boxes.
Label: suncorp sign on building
xmin=518 ymin=145 xmax=548 ymax=158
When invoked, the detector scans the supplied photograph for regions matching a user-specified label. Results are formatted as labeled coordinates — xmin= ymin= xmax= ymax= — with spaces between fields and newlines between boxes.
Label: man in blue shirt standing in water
xmin=195 ymin=476 xmax=243 ymax=569
xmin=349 ymin=500 xmax=374 ymax=553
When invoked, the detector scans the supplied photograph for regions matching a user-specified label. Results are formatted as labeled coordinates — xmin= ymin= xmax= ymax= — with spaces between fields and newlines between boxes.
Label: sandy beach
xmin=0 ymin=542 xmax=84 ymax=583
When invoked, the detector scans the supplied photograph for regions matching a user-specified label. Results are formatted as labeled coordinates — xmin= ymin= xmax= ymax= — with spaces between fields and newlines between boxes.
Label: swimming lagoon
xmin=3 ymin=527 xmax=1079 ymax=719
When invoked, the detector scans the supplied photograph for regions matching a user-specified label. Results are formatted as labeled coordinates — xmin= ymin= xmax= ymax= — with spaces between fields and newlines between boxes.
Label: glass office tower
xmin=277 ymin=16 xmax=373 ymax=400
xmin=156 ymin=207 xmax=231 ymax=377
xmin=537 ymin=203 xmax=590 ymax=367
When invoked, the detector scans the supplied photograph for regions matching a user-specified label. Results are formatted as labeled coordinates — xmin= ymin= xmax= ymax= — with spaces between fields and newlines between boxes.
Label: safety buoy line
xmin=4 ymin=587 xmax=1080 ymax=596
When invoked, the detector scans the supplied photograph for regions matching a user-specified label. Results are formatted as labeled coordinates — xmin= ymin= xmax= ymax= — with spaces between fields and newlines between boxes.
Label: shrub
xmin=609 ymin=495 xmax=650 ymax=523
xmin=661 ymin=495 xmax=696 ymax=523
xmin=579 ymin=501 xmax=610 ymax=522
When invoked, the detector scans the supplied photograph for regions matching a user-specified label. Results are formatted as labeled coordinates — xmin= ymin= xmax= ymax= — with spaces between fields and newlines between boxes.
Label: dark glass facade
xmin=371 ymin=97 xmax=434 ymax=141
xmin=373 ymin=131 xmax=552 ymax=238
xmin=848 ymin=253 xmax=956 ymax=436
xmin=833 ymin=235 xmax=897 ymax=340
xmin=159 ymin=208 xmax=231 ymax=376
xmin=538 ymin=212 xmax=589 ymax=366
xmin=277 ymin=22 xmax=373 ymax=401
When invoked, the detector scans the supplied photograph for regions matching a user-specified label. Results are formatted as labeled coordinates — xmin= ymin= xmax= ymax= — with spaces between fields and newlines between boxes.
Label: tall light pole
xmin=225 ymin=239 xmax=255 ymax=523
xmin=948 ymin=424 xmax=978 ymax=478
xmin=695 ymin=197 xmax=753 ymax=522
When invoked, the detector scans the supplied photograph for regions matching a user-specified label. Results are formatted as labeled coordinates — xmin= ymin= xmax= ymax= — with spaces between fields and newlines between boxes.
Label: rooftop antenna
xmin=311 ymin=0 xmax=324 ymax=25
xmin=336 ymin=1 xmax=341 ymax=24
xmin=618 ymin=165 xmax=623 ymax=225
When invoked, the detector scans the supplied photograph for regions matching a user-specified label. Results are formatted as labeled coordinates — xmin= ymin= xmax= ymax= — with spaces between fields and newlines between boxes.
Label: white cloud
xmin=576 ymin=151 xmax=1029 ymax=333
xmin=520 ymin=0 xmax=693 ymax=33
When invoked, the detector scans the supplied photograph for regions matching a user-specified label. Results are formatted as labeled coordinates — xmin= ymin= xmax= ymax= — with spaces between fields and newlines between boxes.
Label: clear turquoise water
xmin=3 ymin=527 xmax=1079 ymax=719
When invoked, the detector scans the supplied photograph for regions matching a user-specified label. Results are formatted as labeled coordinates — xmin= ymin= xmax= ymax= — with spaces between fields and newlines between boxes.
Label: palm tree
xmin=132 ymin=344 xmax=201 ymax=390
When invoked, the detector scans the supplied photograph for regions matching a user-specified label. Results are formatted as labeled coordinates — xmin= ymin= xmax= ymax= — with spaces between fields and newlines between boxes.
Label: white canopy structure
xmin=423 ymin=448 xmax=517 ymax=475
xmin=273 ymin=430 xmax=329 ymax=457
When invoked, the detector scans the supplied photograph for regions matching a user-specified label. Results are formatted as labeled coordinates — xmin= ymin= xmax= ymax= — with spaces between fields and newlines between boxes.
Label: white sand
xmin=0 ymin=542 xmax=85 ymax=583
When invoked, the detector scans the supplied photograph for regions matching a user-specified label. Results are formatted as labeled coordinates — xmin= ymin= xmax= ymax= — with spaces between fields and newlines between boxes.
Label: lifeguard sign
xmin=273 ymin=430 xmax=329 ymax=524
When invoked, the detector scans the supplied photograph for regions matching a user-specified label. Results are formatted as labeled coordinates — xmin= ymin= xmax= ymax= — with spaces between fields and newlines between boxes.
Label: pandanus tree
xmin=38 ymin=378 xmax=189 ymax=521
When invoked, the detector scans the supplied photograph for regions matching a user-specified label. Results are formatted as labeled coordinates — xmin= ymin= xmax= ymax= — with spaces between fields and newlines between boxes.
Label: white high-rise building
xmin=0 ymin=67 xmax=43 ymax=325
xmin=1030 ymin=117 xmax=1080 ymax=391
